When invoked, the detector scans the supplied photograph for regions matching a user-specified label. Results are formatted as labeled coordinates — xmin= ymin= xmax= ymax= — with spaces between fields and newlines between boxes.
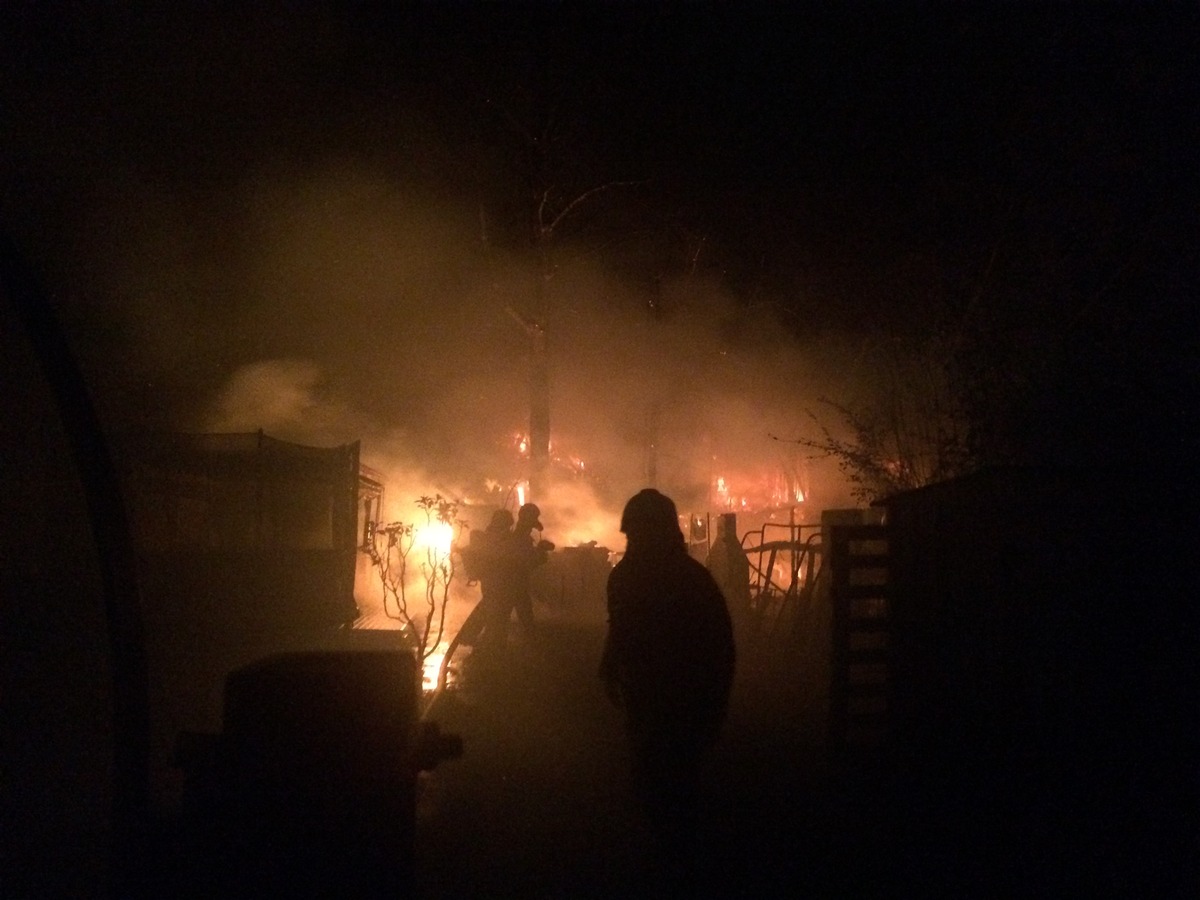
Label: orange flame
xmin=414 ymin=520 xmax=454 ymax=556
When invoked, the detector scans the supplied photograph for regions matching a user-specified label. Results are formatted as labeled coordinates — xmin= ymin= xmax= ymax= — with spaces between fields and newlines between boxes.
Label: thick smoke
xmin=67 ymin=160 xmax=856 ymax=551
xmin=2 ymin=5 xmax=864 ymax=555
xmin=207 ymin=359 xmax=332 ymax=435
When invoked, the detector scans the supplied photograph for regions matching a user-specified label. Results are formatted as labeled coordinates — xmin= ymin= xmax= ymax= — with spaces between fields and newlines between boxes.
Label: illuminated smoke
xmin=206 ymin=358 xmax=331 ymax=436
xmin=72 ymin=163 xmax=859 ymax=553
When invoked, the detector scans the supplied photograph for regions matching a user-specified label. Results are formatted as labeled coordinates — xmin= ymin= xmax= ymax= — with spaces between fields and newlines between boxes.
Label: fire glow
xmin=713 ymin=471 xmax=807 ymax=512
xmin=356 ymin=421 xmax=825 ymax=666
xmin=422 ymin=642 xmax=448 ymax=692
xmin=415 ymin=521 xmax=455 ymax=557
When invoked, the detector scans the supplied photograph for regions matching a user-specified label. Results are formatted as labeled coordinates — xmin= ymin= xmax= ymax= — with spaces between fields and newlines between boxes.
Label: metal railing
xmin=740 ymin=523 xmax=824 ymax=636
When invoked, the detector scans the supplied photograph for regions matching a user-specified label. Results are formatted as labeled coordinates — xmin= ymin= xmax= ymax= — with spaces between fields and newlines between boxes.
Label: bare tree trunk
xmin=529 ymin=320 xmax=550 ymax=497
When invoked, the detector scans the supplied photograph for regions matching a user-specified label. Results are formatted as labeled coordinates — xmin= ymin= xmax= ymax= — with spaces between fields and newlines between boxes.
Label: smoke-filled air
xmin=75 ymin=161 xmax=858 ymax=553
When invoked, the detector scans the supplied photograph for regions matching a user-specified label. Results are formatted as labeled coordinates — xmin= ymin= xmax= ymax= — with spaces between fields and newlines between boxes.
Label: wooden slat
xmin=829 ymin=523 xmax=892 ymax=757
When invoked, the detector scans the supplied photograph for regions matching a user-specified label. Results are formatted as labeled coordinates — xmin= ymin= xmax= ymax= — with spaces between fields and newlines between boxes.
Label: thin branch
xmin=542 ymin=180 xmax=648 ymax=236
xmin=506 ymin=305 xmax=545 ymax=336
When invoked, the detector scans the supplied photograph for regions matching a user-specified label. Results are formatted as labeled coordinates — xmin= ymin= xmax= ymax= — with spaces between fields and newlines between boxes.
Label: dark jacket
xmin=601 ymin=526 xmax=735 ymax=753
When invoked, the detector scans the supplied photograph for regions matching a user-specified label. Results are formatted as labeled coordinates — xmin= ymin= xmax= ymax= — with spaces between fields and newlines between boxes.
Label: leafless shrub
xmin=363 ymin=495 xmax=464 ymax=668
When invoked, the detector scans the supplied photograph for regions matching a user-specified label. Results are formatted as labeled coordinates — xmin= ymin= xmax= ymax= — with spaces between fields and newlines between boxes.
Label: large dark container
xmin=176 ymin=649 xmax=434 ymax=896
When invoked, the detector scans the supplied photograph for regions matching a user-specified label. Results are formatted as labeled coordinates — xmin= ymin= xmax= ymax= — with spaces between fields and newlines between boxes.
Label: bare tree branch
xmin=541 ymin=179 xmax=648 ymax=237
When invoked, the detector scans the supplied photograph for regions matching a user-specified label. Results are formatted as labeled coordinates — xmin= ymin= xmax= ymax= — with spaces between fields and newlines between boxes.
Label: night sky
xmin=3 ymin=3 xmax=1197 ymax=516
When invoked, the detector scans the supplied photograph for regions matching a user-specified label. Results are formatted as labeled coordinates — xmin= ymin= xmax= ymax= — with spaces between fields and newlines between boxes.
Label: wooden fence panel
xmin=828 ymin=523 xmax=891 ymax=755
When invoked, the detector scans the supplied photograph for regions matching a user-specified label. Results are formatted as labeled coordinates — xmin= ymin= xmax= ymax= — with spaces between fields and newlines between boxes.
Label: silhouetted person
xmin=600 ymin=488 xmax=735 ymax=864
xmin=458 ymin=508 xmax=514 ymax=654
xmin=486 ymin=502 xmax=554 ymax=646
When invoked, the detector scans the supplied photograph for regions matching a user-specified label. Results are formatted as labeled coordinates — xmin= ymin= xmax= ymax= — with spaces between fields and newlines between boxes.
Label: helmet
xmin=619 ymin=489 xmax=679 ymax=536
xmin=516 ymin=503 xmax=543 ymax=530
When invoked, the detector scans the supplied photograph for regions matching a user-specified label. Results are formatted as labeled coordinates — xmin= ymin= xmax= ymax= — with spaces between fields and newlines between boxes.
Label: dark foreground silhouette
xmin=415 ymin=598 xmax=1198 ymax=898
xmin=600 ymin=489 xmax=736 ymax=868
xmin=416 ymin=606 xmax=863 ymax=899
